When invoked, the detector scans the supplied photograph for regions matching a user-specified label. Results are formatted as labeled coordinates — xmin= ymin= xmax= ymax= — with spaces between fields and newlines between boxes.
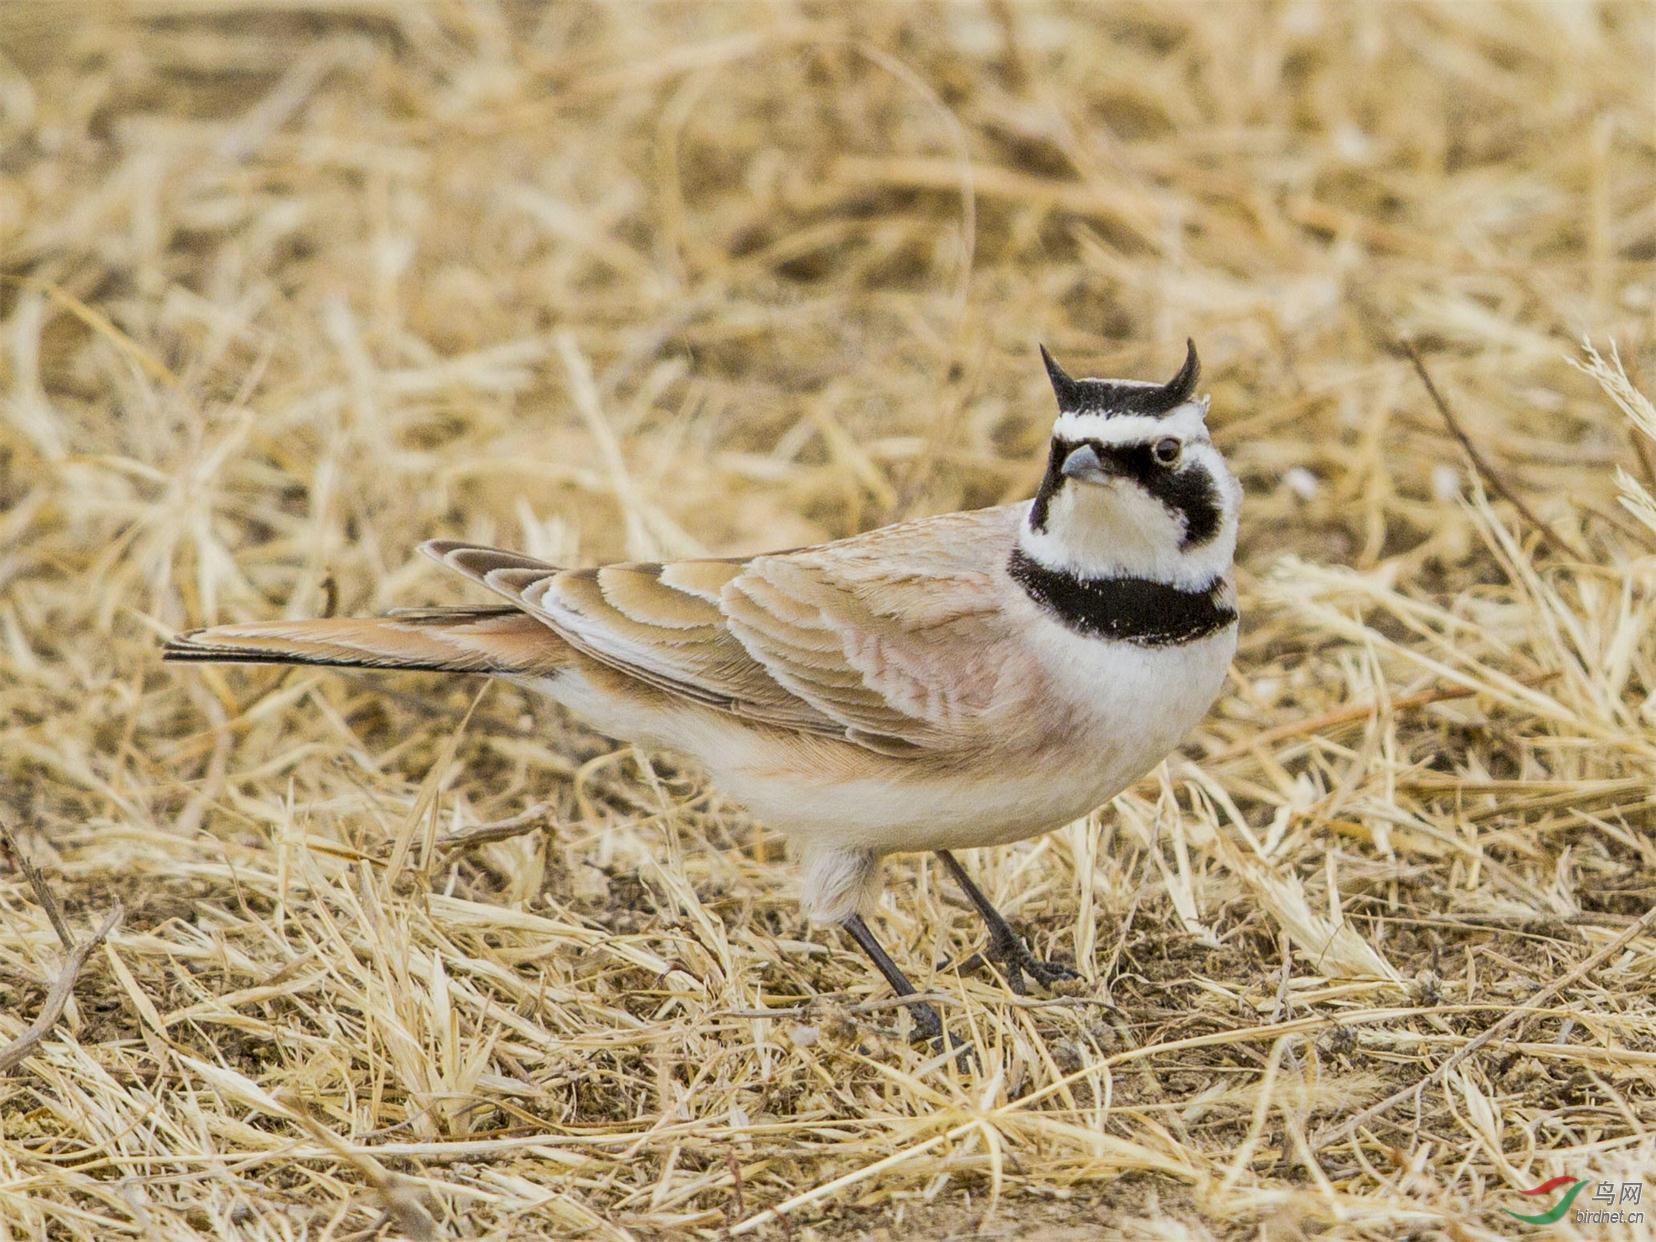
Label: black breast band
xmin=1008 ymin=549 xmax=1237 ymax=647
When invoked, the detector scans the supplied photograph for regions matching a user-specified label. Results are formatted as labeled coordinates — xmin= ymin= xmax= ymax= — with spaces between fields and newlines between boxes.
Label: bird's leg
xmin=839 ymin=913 xmax=942 ymax=1042
xmin=935 ymin=850 xmax=1080 ymax=995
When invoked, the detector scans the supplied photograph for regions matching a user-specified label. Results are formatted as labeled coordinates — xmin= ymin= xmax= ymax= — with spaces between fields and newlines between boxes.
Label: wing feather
xmin=658 ymin=560 xmax=744 ymax=602
xmin=418 ymin=505 xmax=1025 ymax=753
xmin=596 ymin=565 xmax=725 ymax=630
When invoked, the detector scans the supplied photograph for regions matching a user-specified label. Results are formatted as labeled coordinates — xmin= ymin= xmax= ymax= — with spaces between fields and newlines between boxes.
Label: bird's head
xmin=1019 ymin=340 xmax=1240 ymax=590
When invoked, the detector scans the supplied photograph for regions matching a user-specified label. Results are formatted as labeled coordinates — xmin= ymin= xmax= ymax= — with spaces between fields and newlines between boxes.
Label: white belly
xmin=707 ymin=622 xmax=1235 ymax=855
xmin=518 ymin=621 xmax=1235 ymax=856
xmin=517 ymin=620 xmax=1234 ymax=925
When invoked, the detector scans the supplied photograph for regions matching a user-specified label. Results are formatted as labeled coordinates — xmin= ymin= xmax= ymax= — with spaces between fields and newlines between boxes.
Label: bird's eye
xmin=1152 ymin=437 xmax=1181 ymax=466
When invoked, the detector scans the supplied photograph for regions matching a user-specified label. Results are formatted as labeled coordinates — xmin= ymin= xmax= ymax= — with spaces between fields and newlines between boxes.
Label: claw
xmin=933 ymin=850 xmax=1086 ymax=998
xmin=903 ymin=999 xmax=943 ymax=1043
xmin=890 ymin=1000 xmax=974 ymax=1066
xmin=986 ymin=928 xmax=1082 ymax=996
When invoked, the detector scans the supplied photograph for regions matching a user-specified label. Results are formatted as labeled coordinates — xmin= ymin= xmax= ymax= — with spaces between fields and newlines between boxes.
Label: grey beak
xmin=1060 ymin=443 xmax=1109 ymax=482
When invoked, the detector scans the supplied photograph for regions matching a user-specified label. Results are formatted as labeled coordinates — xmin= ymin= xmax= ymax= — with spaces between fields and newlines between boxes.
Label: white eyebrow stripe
xmin=1052 ymin=402 xmax=1208 ymax=444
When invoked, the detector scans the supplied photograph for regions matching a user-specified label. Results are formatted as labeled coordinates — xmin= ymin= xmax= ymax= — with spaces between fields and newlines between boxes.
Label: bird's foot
xmin=885 ymin=1001 xmax=972 ymax=1064
xmin=949 ymin=929 xmax=1082 ymax=996
xmin=902 ymin=998 xmax=943 ymax=1043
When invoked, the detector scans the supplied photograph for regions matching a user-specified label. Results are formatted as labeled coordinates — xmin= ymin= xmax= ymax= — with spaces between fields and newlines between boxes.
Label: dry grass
xmin=2 ymin=1 xmax=1655 ymax=1237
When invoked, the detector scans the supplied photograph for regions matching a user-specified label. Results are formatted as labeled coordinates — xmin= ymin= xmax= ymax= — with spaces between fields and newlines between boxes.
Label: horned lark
xmin=165 ymin=343 xmax=1240 ymax=1037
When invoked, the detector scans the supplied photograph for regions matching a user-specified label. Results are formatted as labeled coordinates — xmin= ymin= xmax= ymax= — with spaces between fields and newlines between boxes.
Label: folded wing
xmin=424 ymin=506 xmax=1022 ymax=754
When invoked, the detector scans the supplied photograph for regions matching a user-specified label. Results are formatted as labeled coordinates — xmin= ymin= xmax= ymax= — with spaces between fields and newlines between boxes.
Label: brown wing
xmin=423 ymin=542 xmax=841 ymax=733
xmin=422 ymin=505 xmax=1025 ymax=754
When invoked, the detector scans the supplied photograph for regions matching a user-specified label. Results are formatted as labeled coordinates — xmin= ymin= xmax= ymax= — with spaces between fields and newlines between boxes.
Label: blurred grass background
xmin=2 ymin=2 xmax=1655 ymax=1238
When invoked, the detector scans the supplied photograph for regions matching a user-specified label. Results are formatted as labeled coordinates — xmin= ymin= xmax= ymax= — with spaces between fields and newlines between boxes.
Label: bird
xmin=164 ymin=341 xmax=1240 ymax=1040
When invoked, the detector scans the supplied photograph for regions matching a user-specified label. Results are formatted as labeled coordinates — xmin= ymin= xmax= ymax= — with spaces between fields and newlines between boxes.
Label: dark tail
xmin=162 ymin=607 xmax=568 ymax=675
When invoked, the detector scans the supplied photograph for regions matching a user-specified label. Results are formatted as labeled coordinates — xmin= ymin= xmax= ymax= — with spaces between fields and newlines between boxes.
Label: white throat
xmin=1018 ymin=418 xmax=1240 ymax=592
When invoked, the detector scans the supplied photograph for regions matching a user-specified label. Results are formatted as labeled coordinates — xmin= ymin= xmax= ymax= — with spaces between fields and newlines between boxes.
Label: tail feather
xmin=161 ymin=607 xmax=568 ymax=675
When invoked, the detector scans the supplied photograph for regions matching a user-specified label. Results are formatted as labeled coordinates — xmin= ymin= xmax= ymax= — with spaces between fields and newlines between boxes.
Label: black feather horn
xmin=1106 ymin=339 xmax=1202 ymax=417
xmin=1157 ymin=338 xmax=1201 ymax=409
xmin=1039 ymin=343 xmax=1082 ymax=411
xmin=1038 ymin=339 xmax=1202 ymax=417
